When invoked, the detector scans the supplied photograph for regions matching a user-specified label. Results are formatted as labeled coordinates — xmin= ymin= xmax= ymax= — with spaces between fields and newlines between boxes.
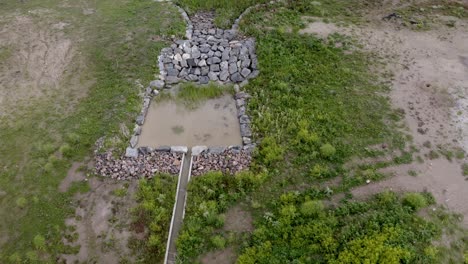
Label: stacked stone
xmin=234 ymin=90 xmax=254 ymax=147
xmin=191 ymin=147 xmax=252 ymax=176
xmin=158 ymin=10 xmax=259 ymax=86
xmin=160 ymin=36 xmax=259 ymax=85
xmin=95 ymin=150 xmax=182 ymax=180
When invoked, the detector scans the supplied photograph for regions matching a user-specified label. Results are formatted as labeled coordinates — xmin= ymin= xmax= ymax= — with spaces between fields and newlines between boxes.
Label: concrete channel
xmin=164 ymin=149 xmax=193 ymax=264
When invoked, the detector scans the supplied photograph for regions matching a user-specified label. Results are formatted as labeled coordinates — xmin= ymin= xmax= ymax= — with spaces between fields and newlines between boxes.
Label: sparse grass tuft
xmin=176 ymin=82 xmax=230 ymax=108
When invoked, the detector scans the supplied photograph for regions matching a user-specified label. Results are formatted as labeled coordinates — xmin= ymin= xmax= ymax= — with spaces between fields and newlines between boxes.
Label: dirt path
xmin=301 ymin=3 xmax=468 ymax=225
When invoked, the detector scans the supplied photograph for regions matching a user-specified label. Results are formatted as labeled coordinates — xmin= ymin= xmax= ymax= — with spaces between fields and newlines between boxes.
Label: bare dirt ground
xmin=60 ymin=175 xmax=138 ymax=263
xmin=301 ymin=2 xmax=468 ymax=226
xmin=0 ymin=11 xmax=88 ymax=120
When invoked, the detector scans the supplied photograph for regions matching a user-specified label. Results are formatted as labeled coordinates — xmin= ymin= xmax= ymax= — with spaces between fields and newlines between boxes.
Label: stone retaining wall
xmin=191 ymin=146 xmax=252 ymax=176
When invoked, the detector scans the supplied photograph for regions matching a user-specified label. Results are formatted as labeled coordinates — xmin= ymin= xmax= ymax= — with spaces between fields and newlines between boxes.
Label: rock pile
xmin=95 ymin=150 xmax=182 ymax=180
xmin=158 ymin=11 xmax=259 ymax=85
xmin=191 ymin=148 xmax=252 ymax=176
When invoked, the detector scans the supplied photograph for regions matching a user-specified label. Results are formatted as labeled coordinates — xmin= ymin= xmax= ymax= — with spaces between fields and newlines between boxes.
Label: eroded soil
xmin=60 ymin=177 xmax=138 ymax=263
xmin=301 ymin=2 xmax=468 ymax=226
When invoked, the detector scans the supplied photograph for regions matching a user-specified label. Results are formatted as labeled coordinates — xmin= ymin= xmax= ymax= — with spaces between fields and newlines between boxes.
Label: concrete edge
xmin=164 ymin=152 xmax=185 ymax=264
xmin=182 ymin=155 xmax=193 ymax=220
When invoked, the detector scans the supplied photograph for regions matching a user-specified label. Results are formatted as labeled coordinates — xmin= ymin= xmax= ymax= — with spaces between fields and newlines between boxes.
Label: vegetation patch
xmin=237 ymin=191 xmax=467 ymax=263
xmin=176 ymin=82 xmax=231 ymax=108
xmin=130 ymin=174 xmax=177 ymax=263
xmin=176 ymin=171 xmax=266 ymax=263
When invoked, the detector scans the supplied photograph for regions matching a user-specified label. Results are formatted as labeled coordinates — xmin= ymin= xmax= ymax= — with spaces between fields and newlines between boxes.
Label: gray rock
xmin=182 ymin=53 xmax=191 ymax=60
xmin=133 ymin=125 xmax=142 ymax=136
xmin=130 ymin=135 xmax=138 ymax=148
xmin=247 ymin=70 xmax=260 ymax=79
xmin=155 ymin=146 xmax=171 ymax=152
xmin=136 ymin=114 xmax=145 ymax=125
xmin=243 ymin=137 xmax=252 ymax=145
xmin=224 ymin=30 xmax=236 ymax=40
xmin=234 ymin=84 xmax=240 ymax=93
xmin=236 ymin=98 xmax=245 ymax=107
xmin=201 ymin=66 xmax=210 ymax=76
xmin=191 ymin=46 xmax=201 ymax=59
xmin=167 ymin=68 xmax=179 ymax=77
xmin=125 ymin=147 xmax=138 ymax=158
xmin=241 ymin=58 xmax=251 ymax=68
xmin=171 ymin=146 xmax=188 ymax=153
xmin=192 ymin=145 xmax=208 ymax=156
xmin=181 ymin=59 xmax=188 ymax=68
xmin=150 ymin=80 xmax=165 ymax=90
xmin=165 ymin=76 xmax=180 ymax=84
xmin=209 ymin=146 xmax=226 ymax=154
xmin=235 ymin=91 xmax=251 ymax=100
xmin=238 ymin=106 xmax=246 ymax=117
xmin=240 ymin=124 xmax=252 ymax=137
xmin=208 ymin=71 xmax=219 ymax=81
xmin=239 ymin=115 xmax=251 ymax=124
xmin=214 ymin=51 xmax=222 ymax=57
xmin=220 ymin=61 xmax=229 ymax=72
xmin=188 ymin=74 xmax=199 ymax=81
xmin=208 ymin=50 xmax=215 ymax=57
xmin=229 ymin=63 xmax=238 ymax=74
xmin=229 ymin=56 xmax=238 ymax=63
xmin=194 ymin=67 xmax=201 ymax=75
xmin=164 ymin=63 xmax=174 ymax=69
xmin=231 ymin=72 xmax=244 ymax=83
xmin=179 ymin=68 xmax=189 ymax=78
xmin=241 ymin=68 xmax=251 ymax=78
xmin=199 ymin=76 xmax=209 ymax=84
xmin=222 ymin=49 xmax=230 ymax=61
xmin=207 ymin=57 xmax=221 ymax=65
xmin=198 ymin=59 xmax=207 ymax=67
xmin=219 ymin=70 xmax=229 ymax=81
xmin=200 ymin=44 xmax=211 ymax=53
xmin=174 ymin=53 xmax=182 ymax=62
xmin=210 ymin=64 xmax=220 ymax=72
xmin=187 ymin=58 xmax=197 ymax=67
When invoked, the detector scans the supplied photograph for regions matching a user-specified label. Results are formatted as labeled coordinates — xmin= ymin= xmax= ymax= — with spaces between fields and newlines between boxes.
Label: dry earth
xmin=0 ymin=11 xmax=88 ymax=120
xmin=60 ymin=174 xmax=138 ymax=263
xmin=301 ymin=2 xmax=468 ymax=226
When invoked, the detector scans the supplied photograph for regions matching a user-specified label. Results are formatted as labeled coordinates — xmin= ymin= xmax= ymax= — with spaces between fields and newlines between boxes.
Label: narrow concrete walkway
xmin=165 ymin=151 xmax=192 ymax=264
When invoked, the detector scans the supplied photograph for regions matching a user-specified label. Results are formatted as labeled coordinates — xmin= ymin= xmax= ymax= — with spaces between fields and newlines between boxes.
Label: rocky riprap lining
xmin=95 ymin=150 xmax=182 ymax=180
xmin=191 ymin=147 xmax=252 ymax=177
xmin=156 ymin=10 xmax=259 ymax=86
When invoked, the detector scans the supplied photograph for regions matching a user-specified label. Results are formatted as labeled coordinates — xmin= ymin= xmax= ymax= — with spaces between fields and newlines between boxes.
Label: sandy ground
xmin=0 ymin=12 xmax=88 ymax=120
xmin=300 ymin=2 xmax=468 ymax=226
xmin=59 ymin=174 xmax=138 ymax=263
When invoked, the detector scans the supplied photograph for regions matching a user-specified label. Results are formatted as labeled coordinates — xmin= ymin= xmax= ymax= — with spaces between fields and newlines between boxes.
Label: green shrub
xmin=320 ymin=143 xmax=336 ymax=158
xmin=26 ymin=251 xmax=38 ymax=262
xmin=211 ymin=235 xmax=226 ymax=249
xmin=8 ymin=253 xmax=21 ymax=263
xmin=16 ymin=197 xmax=27 ymax=209
xmin=403 ymin=193 xmax=427 ymax=210
xmin=300 ymin=200 xmax=324 ymax=218
xmin=33 ymin=235 xmax=46 ymax=250
xmin=59 ymin=143 xmax=73 ymax=158
xmin=258 ymin=136 xmax=283 ymax=166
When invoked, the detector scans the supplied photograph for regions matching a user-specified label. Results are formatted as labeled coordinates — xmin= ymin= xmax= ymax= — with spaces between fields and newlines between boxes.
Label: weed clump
xmin=320 ymin=143 xmax=336 ymax=158
xmin=403 ymin=193 xmax=427 ymax=210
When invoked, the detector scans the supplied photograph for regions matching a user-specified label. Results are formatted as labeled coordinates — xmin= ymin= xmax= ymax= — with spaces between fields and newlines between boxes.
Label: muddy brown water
xmin=138 ymin=95 xmax=242 ymax=148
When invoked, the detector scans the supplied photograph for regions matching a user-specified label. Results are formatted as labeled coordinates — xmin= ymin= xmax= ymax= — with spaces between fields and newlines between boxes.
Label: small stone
xmin=155 ymin=146 xmax=171 ymax=152
xmin=201 ymin=66 xmax=209 ymax=76
xmin=191 ymin=46 xmax=201 ymax=59
xmin=174 ymin=53 xmax=182 ymax=62
xmin=136 ymin=114 xmax=145 ymax=125
xmin=166 ymin=68 xmax=179 ymax=76
xmin=165 ymin=76 xmax=179 ymax=84
xmin=181 ymin=59 xmax=188 ymax=68
xmin=210 ymin=64 xmax=220 ymax=72
xmin=239 ymin=115 xmax=251 ymax=124
xmin=243 ymin=137 xmax=252 ymax=145
xmin=236 ymin=99 xmax=245 ymax=107
xmin=133 ymin=125 xmax=142 ymax=136
xmin=240 ymin=124 xmax=252 ymax=137
xmin=199 ymin=76 xmax=209 ymax=84
xmin=220 ymin=61 xmax=229 ymax=71
xmin=219 ymin=71 xmax=229 ymax=81
xmin=214 ymin=51 xmax=222 ymax=57
xmin=150 ymin=80 xmax=165 ymax=90
xmin=179 ymin=68 xmax=189 ymax=78
xmin=222 ymin=49 xmax=230 ymax=61
xmin=130 ymin=135 xmax=138 ymax=148
xmin=192 ymin=146 xmax=208 ymax=156
xmin=171 ymin=146 xmax=188 ymax=153
xmin=182 ymin=53 xmax=191 ymax=60
xmin=198 ymin=59 xmax=207 ymax=67
xmin=241 ymin=68 xmax=251 ymax=78
xmin=125 ymin=147 xmax=138 ymax=158
xmin=207 ymin=57 xmax=221 ymax=65
xmin=229 ymin=63 xmax=238 ymax=74
xmin=209 ymin=147 xmax=226 ymax=154
xmin=234 ymin=84 xmax=240 ymax=93
xmin=231 ymin=72 xmax=244 ymax=83
xmin=208 ymin=71 xmax=218 ymax=81
xmin=187 ymin=58 xmax=197 ymax=67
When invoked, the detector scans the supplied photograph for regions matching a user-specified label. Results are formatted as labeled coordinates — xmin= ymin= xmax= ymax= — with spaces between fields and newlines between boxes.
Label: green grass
xmin=176 ymin=82 xmax=231 ymax=108
xmin=0 ymin=0 xmax=184 ymax=261
xmin=129 ymin=175 xmax=178 ymax=263
xmin=176 ymin=171 xmax=267 ymax=263
xmin=237 ymin=191 xmax=467 ymax=263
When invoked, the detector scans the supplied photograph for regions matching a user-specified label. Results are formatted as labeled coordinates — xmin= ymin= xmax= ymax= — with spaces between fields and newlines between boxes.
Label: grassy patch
xmin=0 ymin=0 xmax=184 ymax=261
xmin=176 ymin=171 xmax=266 ymax=263
xmin=176 ymin=82 xmax=231 ymax=108
xmin=237 ymin=191 xmax=467 ymax=263
xmin=130 ymin=175 xmax=177 ymax=262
